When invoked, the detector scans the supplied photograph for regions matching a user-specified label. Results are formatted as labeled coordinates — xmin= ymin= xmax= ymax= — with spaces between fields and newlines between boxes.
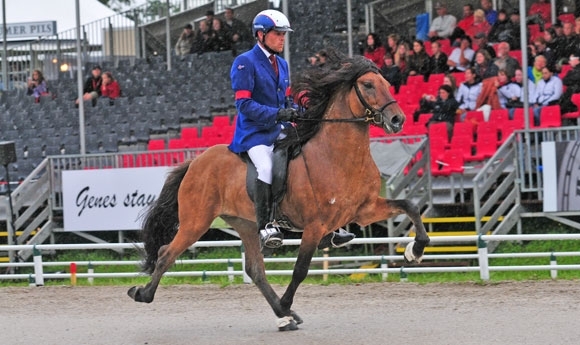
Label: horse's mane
xmin=276 ymin=48 xmax=380 ymax=152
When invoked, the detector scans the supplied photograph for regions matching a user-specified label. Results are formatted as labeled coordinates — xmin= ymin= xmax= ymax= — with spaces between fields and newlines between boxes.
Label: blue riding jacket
xmin=228 ymin=44 xmax=291 ymax=153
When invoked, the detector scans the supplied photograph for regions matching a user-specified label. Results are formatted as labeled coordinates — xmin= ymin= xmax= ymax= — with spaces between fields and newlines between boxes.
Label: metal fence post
xmin=33 ymin=245 xmax=45 ymax=286
xmin=108 ymin=18 xmax=115 ymax=62
xmin=550 ymin=252 xmax=558 ymax=279
xmin=478 ymin=235 xmax=490 ymax=281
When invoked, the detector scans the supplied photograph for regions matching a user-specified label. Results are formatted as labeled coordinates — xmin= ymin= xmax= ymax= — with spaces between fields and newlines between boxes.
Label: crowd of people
xmin=361 ymin=0 xmax=580 ymax=129
xmin=174 ymin=7 xmax=252 ymax=58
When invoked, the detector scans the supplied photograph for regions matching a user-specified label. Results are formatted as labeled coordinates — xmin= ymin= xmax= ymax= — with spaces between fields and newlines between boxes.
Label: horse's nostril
xmin=391 ymin=115 xmax=402 ymax=125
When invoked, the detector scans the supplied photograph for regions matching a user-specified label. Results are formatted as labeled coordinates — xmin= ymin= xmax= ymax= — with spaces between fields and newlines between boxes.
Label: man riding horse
xmin=228 ymin=9 xmax=355 ymax=251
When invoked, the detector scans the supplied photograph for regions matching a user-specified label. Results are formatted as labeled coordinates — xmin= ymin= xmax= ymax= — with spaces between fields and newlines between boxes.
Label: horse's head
xmin=350 ymin=71 xmax=405 ymax=134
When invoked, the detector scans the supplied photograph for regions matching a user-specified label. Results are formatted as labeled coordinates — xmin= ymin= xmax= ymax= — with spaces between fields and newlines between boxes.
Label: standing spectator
xmin=211 ymin=18 xmax=231 ymax=52
xmin=428 ymin=2 xmax=457 ymax=41
xmin=429 ymin=40 xmax=449 ymax=74
xmin=380 ymin=53 xmax=403 ymax=93
xmin=393 ymin=41 xmax=410 ymax=77
xmin=192 ymin=20 xmax=215 ymax=54
xmin=559 ymin=53 xmax=580 ymax=113
xmin=465 ymin=9 xmax=491 ymax=41
xmin=480 ymin=0 xmax=497 ymax=25
xmin=493 ymin=42 xmax=520 ymax=79
xmin=175 ymin=23 xmax=195 ymax=57
xmin=385 ymin=33 xmax=400 ymax=55
xmin=487 ymin=9 xmax=510 ymax=43
xmin=425 ymin=85 xmax=460 ymax=140
xmin=532 ymin=66 xmax=563 ymax=125
xmin=447 ymin=36 xmax=475 ymax=72
xmin=100 ymin=71 xmax=121 ymax=101
xmin=407 ymin=39 xmax=431 ymax=81
xmin=528 ymin=55 xmax=548 ymax=83
xmin=223 ymin=7 xmax=251 ymax=53
xmin=75 ymin=65 xmax=102 ymax=107
xmin=456 ymin=67 xmax=482 ymax=119
xmin=27 ymin=69 xmax=48 ymax=101
xmin=363 ymin=33 xmax=386 ymax=68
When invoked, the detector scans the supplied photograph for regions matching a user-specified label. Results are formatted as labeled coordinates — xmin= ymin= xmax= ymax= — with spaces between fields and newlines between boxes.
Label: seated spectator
xmin=425 ymin=85 xmax=460 ymax=140
xmin=210 ymin=18 xmax=231 ymax=52
xmin=499 ymin=68 xmax=536 ymax=119
xmin=429 ymin=40 xmax=449 ymax=75
xmin=100 ymin=71 xmax=121 ymax=102
xmin=191 ymin=20 xmax=214 ymax=54
xmin=413 ymin=74 xmax=458 ymax=121
xmin=480 ymin=0 xmax=498 ymax=25
xmin=493 ymin=42 xmax=520 ymax=78
xmin=364 ymin=33 xmax=386 ymax=68
xmin=532 ymin=66 xmax=563 ymax=125
xmin=385 ymin=33 xmax=400 ymax=55
xmin=223 ymin=7 xmax=251 ymax=53
xmin=407 ymin=39 xmax=431 ymax=81
xmin=75 ymin=65 xmax=102 ymax=107
xmin=559 ymin=53 xmax=580 ymax=113
xmin=528 ymin=55 xmax=548 ymax=84
xmin=443 ymin=73 xmax=458 ymax=97
xmin=456 ymin=67 xmax=483 ymax=120
xmin=487 ymin=9 xmax=510 ymax=43
xmin=428 ymin=2 xmax=457 ymax=41
xmin=449 ymin=4 xmax=474 ymax=45
xmin=497 ymin=69 xmax=521 ymax=108
xmin=472 ymin=32 xmax=496 ymax=60
xmin=380 ymin=53 xmax=403 ymax=93
xmin=473 ymin=49 xmax=498 ymax=80
xmin=465 ymin=9 xmax=491 ymax=41
xmin=474 ymin=49 xmax=501 ymax=111
xmin=393 ymin=41 xmax=410 ymax=77
xmin=447 ymin=36 xmax=475 ymax=72
xmin=26 ymin=69 xmax=48 ymax=102
xmin=544 ymin=27 xmax=565 ymax=62
xmin=175 ymin=23 xmax=195 ymax=57
xmin=530 ymin=36 xmax=556 ymax=71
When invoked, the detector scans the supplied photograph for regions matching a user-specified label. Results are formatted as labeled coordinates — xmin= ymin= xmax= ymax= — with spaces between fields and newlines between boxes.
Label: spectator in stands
xmin=528 ymin=0 xmax=551 ymax=27
xmin=223 ymin=7 xmax=251 ymax=53
xmin=75 ymin=65 xmax=102 ymax=107
xmin=429 ymin=40 xmax=449 ymax=75
xmin=504 ymin=9 xmax=524 ymax=50
xmin=560 ymin=22 xmax=578 ymax=62
xmin=100 ymin=71 xmax=121 ymax=102
xmin=528 ymin=54 xmax=548 ymax=83
xmin=204 ymin=10 xmax=215 ymax=27
xmin=393 ymin=41 xmax=410 ymax=77
xmin=385 ymin=33 xmax=400 ymax=55
xmin=532 ymin=66 xmax=563 ymax=125
xmin=175 ymin=23 xmax=195 ymax=57
xmin=443 ymin=73 xmax=458 ymax=96
xmin=559 ymin=53 xmax=580 ymax=113
xmin=487 ymin=9 xmax=510 ymax=43
xmin=465 ymin=9 xmax=491 ymax=41
xmin=530 ymin=36 xmax=556 ymax=71
xmin=26 ymin=69 xmax=48 ymax=101
xmin=473 ymin=49 xmax=499 ymax=80
xmin=380 ymin=53 xmax=403 ymax=94
xmin=407 ymin=39 xmax=431 ymax=81
xmin=480 ymin=0 xmax=497 ymax=25
xmin=364 ymin=33 xmax=386 ymax=68
xmin=493 ymin=42 xmax=520 ymax=79
xmin=447 ymin=36 xmax=474 ymax=72
xmin=456 ymin=67 xmax=482 ymax=120
xmin=192 ymin=20 xmax=215 ymax=54
xmin=428 ymin=2 xmax=457 ymax=41
xmin=425 ymin=85 xmax=459 ymax=140
xmin=211 ymin=18 xmax=231 ymax=52
xmin=544 ymin=27 xmax=564 ymax=59
xmin=414 ymin=73 xmax=458 ymax=121
xmin=474 ymin=49 xmax=501 ymax=112
xmin=449 ymin=4 xmax=474 ymax=45
xmin=473 ymin=32 xmax=496 ymax=60
xmin=496 ymin=69 xmax=521 ymax=108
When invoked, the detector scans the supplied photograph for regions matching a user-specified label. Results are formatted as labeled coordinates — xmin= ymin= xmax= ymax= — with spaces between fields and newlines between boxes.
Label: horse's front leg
xmin=357 ymin=198 xmax=430 ymax=263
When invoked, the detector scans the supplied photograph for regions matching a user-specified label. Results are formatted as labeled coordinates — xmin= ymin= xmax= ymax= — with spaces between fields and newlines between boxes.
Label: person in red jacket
xmin=100 ymin=71 xmax=121 ymax=100
xmin=363 ymin=33 xmax=386 ymax=68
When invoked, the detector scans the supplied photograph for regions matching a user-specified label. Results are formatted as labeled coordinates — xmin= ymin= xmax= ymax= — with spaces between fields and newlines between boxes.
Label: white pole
xmin=550 ymin=253 xmax=557 ymax=279
xmin=33 ymin=246 xmax=44 ymax=286
xmin=381 ymin=255 xmax=388 ymax=281
xmin=478 ymin=237 xmax=490 ymax=281
xmin=347 ymin=0 xmax=353 ymax=57
xmin=87 ymin=261 xmax=94 ymax=285
xmin=75 ymin=0 xmax=86 ymax=155
xmin=2 ymin=0 xmax=8 ymax=91
xmin=227 ymin=259 xmax=234 ymax=283
xmin=165 ymin=0 xmax=171 ymax=71
xmin=282 ymin=0 xmax=290 ymax=73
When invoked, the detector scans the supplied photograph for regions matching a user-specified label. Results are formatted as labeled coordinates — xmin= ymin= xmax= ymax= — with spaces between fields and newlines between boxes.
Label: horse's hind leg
xmin=128 ymin=220 xmax=211 ymax=303
xmin=226 ymin=217 xmax=303 ymax=331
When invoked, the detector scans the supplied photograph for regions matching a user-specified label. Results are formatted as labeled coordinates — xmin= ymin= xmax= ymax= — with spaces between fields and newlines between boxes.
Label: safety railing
xmin=2 ymin=234 xmax=579 ymax=284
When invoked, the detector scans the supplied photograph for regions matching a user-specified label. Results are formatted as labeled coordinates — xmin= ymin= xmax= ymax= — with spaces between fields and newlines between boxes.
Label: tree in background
xmin=98 ymin=0 xmax=134 ymax=13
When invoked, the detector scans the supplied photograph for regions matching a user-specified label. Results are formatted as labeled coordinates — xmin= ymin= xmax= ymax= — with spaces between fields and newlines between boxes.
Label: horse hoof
xmin=403 ymin=241 xmax=424 ymax=264
xmin=291 ymin=310 xmax=303 ymax=325
xmin=277 ymin=316 xmax=299 ymax=331
xmin=127 ymin=286 xmax=153 ymax=303
xmin=127 ymin=286 xmax=138 ymax=300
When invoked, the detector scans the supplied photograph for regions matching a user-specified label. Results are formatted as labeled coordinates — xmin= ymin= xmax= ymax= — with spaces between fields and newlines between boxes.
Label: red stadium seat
xmin=147 ymin=139 xmax=165 ymax=151
xmin=212 ymin=115 xmax=230 ymax=127
xmin=539 ymin=105 xmax=562 ymax=128
xmin=489 ymin=108 xmax=509 ymax=123
xmin=474 ymin=133 xmax=498 ymax=159
xmin=558 ymin=13 xmax=575 ymax=24
xmin=464 ymin=110 xmax=484 ymax=126
xmin=559 ymin=64 xmax=572 ymax=80
xmin=449 ymin=134 xmax=475 ymax=160
xmin=476 ymin=121 xmax=499 ymax=143
xmin=452 ymin=121 xmax=475 ymax=141
xmin=562 ymin=93 xmax=580 ymax=125
xmin=508 ymin=50 xmax=523 ymax=67
xmin=431 ymin=149 xmax=465 ymax=176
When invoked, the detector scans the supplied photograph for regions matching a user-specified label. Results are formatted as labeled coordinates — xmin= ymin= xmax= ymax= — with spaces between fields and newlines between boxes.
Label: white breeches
xmin=248 ymin=144 xmax=274 ymax=184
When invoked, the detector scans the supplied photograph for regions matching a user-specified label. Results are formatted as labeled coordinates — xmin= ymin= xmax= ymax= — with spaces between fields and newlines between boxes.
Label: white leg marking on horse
xmin=404 ymin=241 xmax=422 ymax=263
xmin=328 ymin=197 xmax=336 ymax=204
xmin=276 ymin=316 xmax=294 ymax=328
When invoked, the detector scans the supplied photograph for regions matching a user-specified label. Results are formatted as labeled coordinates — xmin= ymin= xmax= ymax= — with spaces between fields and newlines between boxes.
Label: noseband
xmin=295 ymin=81 xmax=397 ymax=124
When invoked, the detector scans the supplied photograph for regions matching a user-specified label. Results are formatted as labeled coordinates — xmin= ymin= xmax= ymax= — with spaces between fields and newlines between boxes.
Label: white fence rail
xmin=1 ymin=234 xmax=579 ymax=284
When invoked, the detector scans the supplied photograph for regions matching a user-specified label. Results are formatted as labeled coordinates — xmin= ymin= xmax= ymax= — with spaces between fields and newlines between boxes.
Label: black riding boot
xmin=255 ymin=179 xmax=283 ymax=249
xmin=318 ymin=228 xmax=356 ymax=249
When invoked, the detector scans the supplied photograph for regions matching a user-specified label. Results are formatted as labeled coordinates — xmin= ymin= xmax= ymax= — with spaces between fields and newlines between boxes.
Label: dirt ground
xmin=0 ymin=280 xmax=578 ymax=345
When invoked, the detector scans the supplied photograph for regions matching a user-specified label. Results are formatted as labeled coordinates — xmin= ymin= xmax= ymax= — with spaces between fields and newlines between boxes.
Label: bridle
xmin=295 ymin=80 xmax=397 ymax=125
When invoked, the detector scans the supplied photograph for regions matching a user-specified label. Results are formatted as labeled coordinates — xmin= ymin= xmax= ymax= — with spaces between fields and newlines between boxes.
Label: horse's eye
xmin=363 ymin=82 xmax=373 ymax=89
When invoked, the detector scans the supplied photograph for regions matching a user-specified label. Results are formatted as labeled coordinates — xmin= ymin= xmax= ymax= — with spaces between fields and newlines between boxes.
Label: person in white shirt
xmin=456 ymin=67 xmax=482 ymax=120
xmin=428 ymin=2 xmax=457 ymax=40
xmin=532 ymin=66 xmax=562 ymax=125
xmin=448 ymin=36 xmax=475 ymax=72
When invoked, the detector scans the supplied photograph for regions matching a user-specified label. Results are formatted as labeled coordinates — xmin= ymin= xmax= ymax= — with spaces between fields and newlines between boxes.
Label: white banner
xmin=0 ymin=21 xmax=57 ymax=39
xmin=62 ymin=167 xmax=171 ymax=231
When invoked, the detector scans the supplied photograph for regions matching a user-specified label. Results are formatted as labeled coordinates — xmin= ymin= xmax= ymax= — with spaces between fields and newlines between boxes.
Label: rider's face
xmin=262 ymin=30 xmax=286 ymax=53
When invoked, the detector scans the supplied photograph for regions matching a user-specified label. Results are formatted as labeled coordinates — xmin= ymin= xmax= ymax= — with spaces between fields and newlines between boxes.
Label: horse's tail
xmin=140 ymin=161 xmax=190 ymax=274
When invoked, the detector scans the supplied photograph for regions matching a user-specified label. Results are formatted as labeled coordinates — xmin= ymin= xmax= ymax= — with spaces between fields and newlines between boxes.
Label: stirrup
xmin=260 ymin=223 xmax=284 ymax=249
xmin=318 ymin=228 xmax=356 ymax=250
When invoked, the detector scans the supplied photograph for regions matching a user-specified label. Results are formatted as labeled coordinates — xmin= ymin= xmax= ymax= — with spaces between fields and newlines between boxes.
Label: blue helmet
xmin=252 ymin=9 xmax=293 ymax=37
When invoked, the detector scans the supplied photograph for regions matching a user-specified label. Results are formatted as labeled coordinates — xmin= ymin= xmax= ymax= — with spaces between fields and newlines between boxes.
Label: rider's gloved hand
xmin=276 ymin=108 xmax=298 ymax=122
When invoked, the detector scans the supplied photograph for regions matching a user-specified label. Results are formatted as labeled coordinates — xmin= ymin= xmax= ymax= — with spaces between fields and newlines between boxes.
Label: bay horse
xmin=127 ymin=53 xmax=430 ymax=331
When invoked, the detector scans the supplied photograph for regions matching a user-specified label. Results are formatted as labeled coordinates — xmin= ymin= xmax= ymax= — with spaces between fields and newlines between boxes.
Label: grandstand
xmin=1 ymin=0 xmax=580 ymax=262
